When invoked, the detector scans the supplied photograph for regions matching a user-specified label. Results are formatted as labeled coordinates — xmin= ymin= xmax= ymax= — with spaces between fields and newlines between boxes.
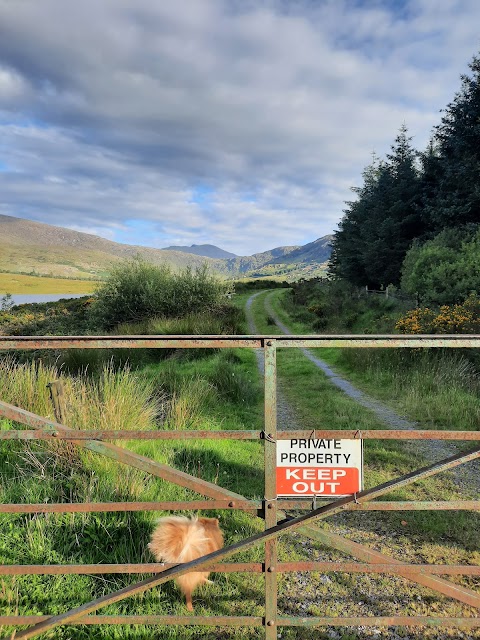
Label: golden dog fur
xmin=148 ymin=515 xmax=224 ymax=611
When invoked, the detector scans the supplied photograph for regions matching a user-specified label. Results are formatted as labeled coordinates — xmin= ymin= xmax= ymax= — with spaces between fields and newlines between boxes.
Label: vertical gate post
xmin=263 ymin=339 xmax=278 ymax=637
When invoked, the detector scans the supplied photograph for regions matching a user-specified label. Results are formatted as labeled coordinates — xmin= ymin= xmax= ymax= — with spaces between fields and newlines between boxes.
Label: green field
xmin=0 ymin=272 xmax=97 ymax=294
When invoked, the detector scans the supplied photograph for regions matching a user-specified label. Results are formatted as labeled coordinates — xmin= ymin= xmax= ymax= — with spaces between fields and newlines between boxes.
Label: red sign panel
xmin=276 ymin=466 xmax=360 ymax=496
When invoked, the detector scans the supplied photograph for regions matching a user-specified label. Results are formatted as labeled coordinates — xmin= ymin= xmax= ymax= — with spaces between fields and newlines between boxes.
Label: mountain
xmin=269 ymin=235 xmax=333 ymax=265
xmin=0 ymin=214 xmax=219 ymax=279
xmin=223 ymin=236 xmax=333 ymax=280
xmin=162 ymin=244 xmax=237 ymax=259
xmin=223 ymin=245 xmax=299 ymax=274
xmin=0 ymin=214 xmax=332 ymax=281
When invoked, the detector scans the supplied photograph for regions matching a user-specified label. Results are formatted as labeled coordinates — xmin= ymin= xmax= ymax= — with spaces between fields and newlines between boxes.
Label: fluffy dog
xmin=148 ymin=515 xmax=224 ymax=611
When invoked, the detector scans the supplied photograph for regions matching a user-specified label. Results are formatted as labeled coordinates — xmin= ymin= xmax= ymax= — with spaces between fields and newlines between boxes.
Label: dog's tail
xmin=148 ymin=516 xmax=210 ymax=564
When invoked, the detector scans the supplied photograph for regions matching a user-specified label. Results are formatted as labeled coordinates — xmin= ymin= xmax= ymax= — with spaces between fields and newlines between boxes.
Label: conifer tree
xmin=425 ymin=53 xmax=480 ymax=230
xmin=330 ymin=126 xmax=422 ymax=287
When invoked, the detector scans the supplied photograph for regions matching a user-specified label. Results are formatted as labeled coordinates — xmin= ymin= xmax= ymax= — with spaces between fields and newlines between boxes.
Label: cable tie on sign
xmin=262 ymin=431 xmax=276 ymax=443
xmin=309 ymin=429 xmax=316 ymax=440
xmin=354 ymin=429 xmax=362 ymax=439
xmin=353 ymin=492 xmax=359 ymax=504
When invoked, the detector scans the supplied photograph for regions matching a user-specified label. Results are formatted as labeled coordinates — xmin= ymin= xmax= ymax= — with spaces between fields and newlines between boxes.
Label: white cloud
xmin=0 ymin=0 xmax=479 ymax=254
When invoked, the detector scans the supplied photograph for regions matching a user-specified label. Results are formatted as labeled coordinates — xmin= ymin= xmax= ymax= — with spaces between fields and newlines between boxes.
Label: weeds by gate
xmin=0 ymin=333 xmax=479 ymax=639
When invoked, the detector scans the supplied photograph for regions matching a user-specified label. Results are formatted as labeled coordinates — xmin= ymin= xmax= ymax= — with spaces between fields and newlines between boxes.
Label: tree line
xmin=329 ymin=52 xmax=480 ymax=305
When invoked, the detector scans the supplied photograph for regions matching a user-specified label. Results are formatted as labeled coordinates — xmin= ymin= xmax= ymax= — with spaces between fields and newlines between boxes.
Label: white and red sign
xmin=276 ymin=438 xmax=363 ymax=497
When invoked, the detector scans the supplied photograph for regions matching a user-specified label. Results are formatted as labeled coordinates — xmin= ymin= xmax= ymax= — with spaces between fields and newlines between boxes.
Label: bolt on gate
xmin=0 ymin=334 xmax=479 ymax=639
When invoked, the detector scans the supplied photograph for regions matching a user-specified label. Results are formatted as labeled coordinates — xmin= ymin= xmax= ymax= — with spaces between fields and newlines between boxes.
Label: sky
xmin=1 ymin=0 xmax=479 ymax=256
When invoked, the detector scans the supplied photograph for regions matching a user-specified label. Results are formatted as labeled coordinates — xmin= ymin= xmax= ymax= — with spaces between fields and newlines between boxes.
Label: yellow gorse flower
xmin=396 ymin=294 xmax=480 ymax=335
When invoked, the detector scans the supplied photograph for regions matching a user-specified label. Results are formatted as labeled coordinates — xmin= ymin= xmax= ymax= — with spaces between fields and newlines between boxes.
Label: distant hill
xmin=269 ymin=235 xmax=333 ymax=265
xmin=0 ymin=214 xmax=332 ymax=282
xmin=162 ymin=244 xmax=237 ymax=259
xmin=223 ymin=245 xmax=299 ymax=274
xmin=226 ymin=236 xmax=333 ymax=280
xmin=0 ymin=214 xmax=218 ymax=279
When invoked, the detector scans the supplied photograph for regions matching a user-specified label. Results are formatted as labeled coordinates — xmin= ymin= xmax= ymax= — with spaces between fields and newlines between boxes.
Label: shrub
xmin=401 ymin=225 xmax=480 ymax=305
xmin=91 ymin=258 xmax=231 ymax=330
xmin=0 ymin=296 xmax=96 ymax=336
xmin=396 ymin=294 xmax=480 ymax=334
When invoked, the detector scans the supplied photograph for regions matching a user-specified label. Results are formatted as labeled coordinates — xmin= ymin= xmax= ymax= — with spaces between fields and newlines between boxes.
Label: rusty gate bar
xmin=0 ymin=336 xmax=264 ymax=350
xmin=2 ymin=499 xmax=478 ymax=515
xmin=1 ymin=615 xmax=479 ymax=628
xmin=278 ymin=499 xmax=480 ymax=511
xmin=0 ymin=428 xmax=263 ymax=440
xmin=6 ymin=445 xmax=479 ymax=640
xmin=2 ymin=562 xmax=479 ymax=576
xmin=276 ymin=616 xmax=480 ymax=628
xmin=1 ymin=334 xmax=479 ymax=350
xmin=0 ymin=500 xmax=261 ymax=513
xmin=0 ymin=615 xmax=263 ymax=627
xmin=2 ymin=428 xmax=480 ymax=440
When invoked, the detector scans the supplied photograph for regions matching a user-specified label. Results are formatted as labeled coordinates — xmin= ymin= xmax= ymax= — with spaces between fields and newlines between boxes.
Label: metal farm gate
xmin=0 ymin=334 xmax=479 ymax=639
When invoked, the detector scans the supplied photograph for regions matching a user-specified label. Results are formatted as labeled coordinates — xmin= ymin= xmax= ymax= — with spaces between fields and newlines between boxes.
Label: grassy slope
xmin=0 ymin=241 xmax=116 ymax=279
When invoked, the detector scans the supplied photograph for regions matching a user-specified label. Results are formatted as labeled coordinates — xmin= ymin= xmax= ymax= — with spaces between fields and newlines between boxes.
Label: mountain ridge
xmin=0 ymin=214 xmax=331 ymax=281
xmin=162 ymin=243 xmax=237 ymax=259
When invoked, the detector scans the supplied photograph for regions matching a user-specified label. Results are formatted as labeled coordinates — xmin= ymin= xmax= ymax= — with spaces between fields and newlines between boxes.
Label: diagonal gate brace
xmin=7 ymin=445 xmax=480 ymax=640
xmin=298 ymin=526 xmax=480 ymax=609
xmin=0 ymin=401 xmax=246 ymax=503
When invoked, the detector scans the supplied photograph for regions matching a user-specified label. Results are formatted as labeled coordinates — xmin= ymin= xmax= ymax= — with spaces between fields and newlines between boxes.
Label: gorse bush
xmin=396 ymin=294 xmax=480 ymax=334
xmin=92 ymin=258 xmax=231 ymax=330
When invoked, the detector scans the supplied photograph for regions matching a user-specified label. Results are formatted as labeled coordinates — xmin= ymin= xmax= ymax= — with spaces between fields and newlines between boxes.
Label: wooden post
xmin=47 ymin=381 xmax=67 ymax=425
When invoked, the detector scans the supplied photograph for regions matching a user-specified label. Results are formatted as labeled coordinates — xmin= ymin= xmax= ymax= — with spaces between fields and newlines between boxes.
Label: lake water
xmin=4 ymin=293 xmax=87 ymax=307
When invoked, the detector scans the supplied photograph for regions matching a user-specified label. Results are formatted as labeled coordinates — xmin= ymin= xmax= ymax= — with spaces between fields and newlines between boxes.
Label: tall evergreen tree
xmin=330 ymin=126 xmax=423 ymax=287
xmin=329 ymin=156 xmax=381 ymax=285
xmin=425 ymin=53 xmax=480 ymax=230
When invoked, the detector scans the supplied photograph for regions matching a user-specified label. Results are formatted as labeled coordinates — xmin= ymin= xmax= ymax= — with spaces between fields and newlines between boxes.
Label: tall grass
xmin=115 ymin=305 xmax=245 ymax=336
xmin=337 ymin=348 xmax=480 ymax=429
xmin=0 ymin=357 xmax=163 ymax=443
xmin=165 ymin=376 xmax=216 ymax=430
